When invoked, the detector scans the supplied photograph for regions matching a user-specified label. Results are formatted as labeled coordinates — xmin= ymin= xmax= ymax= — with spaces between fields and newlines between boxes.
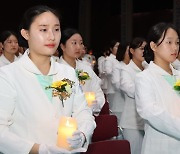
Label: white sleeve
xmin=97 ymin=58 xmax=103 ymax=75
xmin=111 ymin=65 xmax=121 ymax=91
xmin=90 ymin=72 xmax=105 ymax=110
xmin=72 ymin=79 xmax=96 ymax=148
xmin=135 ymin=73 xmax=180 ymax=139
xmin=104 ymin=59 xmax=113 ymax=75
xmin=120 ymin=68 xmax=135 ymax=98
xmin=0 ymin=72 xmax=34 ymax=154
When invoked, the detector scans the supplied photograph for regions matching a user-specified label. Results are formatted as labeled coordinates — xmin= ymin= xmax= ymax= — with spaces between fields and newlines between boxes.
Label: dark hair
xmin=0 ymin=30 xmax=18 ymax=44
xmin=104 ymin=47 xmax=111 ymax=57
xmin=59 ymin=28 xmax=82 ymax=56
xmin=19 ymin=5 xmax=60 ymax=31
xmin=144 ymin=22 xmax=179 ymax=63
xmin=18 ymin=5 xmax=60 ymax=48
xmin=116 ymin=42 xmax=129 ymax=61
xmin=129 ymin=37 xmax=146 ymax=59
xmin=100 ymin=45 xmax=111 ymax=57
xmin=60 ymin=28 xmax=81 ymax=45
xmin=109 ymin=40 xmax=120 ymax=51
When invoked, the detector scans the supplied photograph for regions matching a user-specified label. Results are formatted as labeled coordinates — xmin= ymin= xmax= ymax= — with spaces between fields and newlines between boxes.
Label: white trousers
xmin=123 ymin=128 xmax=144 ymax=154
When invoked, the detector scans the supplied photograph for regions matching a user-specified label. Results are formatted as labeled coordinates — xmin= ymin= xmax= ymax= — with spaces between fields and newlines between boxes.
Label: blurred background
xmin=0 ymin=0 xmax=176 ymax=57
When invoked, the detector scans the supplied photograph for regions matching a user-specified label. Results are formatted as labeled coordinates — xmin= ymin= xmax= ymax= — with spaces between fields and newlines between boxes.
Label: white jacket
xmin=104 ymin=54 xmax=118 ymax=94
xmin=110 ymin=61 xmax=126 ymax=112
xmin=135 ymin=61 xmax=180 ymax=154
xmin=120 ymin=60 xmax=144 ymax=130
xmin=59 ymin=57 xmax=105 ymax=112
xmin=97 ymin=56 xmax=108 ymax=92
xmin=0 ymin=54 xmax=19 ymax=67
xmin=97 ymin=56 xmax=105 ymax=76
xmin=0 ymin=50 xmax=96 ymax=154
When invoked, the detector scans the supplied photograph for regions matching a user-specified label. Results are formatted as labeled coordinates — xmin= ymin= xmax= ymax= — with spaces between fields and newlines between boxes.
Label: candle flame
xmin=66 ymin=119 xmax=74 ymax=127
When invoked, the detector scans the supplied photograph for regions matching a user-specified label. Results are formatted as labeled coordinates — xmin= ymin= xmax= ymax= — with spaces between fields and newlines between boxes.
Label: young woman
xmin=97 ymin=47 xmax=110 ymax=95
xmin=120 ymin=37 xmax=146 ymax=154
xmin=135 ymin=22 xmax=180 ymax=154
xmin=110 ymin=42 xmax=130 ymax=124
xmin=0 ymin=5 xmax=95 ymax=154
xmin=0 ymin=30 xmax=19 ymax=67
xmin=103 ymin=40 xmax=120 ymax=106
xmin=59 ymin=28 xmax=105 ymax=115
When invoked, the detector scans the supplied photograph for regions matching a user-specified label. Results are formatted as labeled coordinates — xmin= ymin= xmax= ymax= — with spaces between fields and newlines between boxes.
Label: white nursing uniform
xmin=135 ymin=62 xmax=180 ymax=154
xmin=0 ymin=50 xmax=96 ymax=154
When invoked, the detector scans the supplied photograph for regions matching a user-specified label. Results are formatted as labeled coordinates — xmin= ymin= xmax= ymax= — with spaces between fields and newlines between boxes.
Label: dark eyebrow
xmin=55 ymin=24 xmax=60 ymax=27
xmin=38 ymin=24 xmax=60 ymax=27
xmin=165 ymin=37 xmax=175 ymax=40
xmin=39 ymin=24 xmax=47 ymax=27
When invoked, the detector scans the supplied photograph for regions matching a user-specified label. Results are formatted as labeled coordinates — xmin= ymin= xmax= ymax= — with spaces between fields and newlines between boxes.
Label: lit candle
xmin=57 ymin=116 xmax=77 ymax=150
xmin=85 ymin=92 xmax=96 ymax=107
